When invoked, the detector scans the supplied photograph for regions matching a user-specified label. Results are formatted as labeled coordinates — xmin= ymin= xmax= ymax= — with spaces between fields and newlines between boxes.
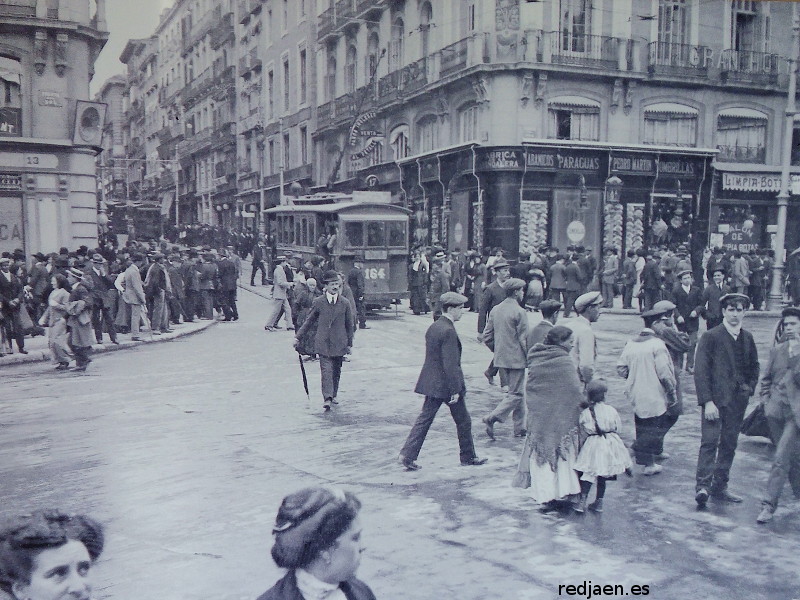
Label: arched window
xmin=716 ymin=107 xmax=768 ymax=162
xmin=548 ymin=96 xmax=600 ymax=141
xmin=416 ymin=115 xmax=438 ymax=153
xmin=0 ymin=56 xmax=22 ymax=137
xmin=390 ymin=124 xmax=410 ymax=160
xmin=420 ymin=2 xmax=433 ymax=58
xmin=345 ymin=45 xmax=357 ymax=92
xmin=643 ymin=102 xmax=698 ymax=147
xmin=390 ymin=17 xmax=404 ymax=71
xmin=366 ymin=31 xmax=380 ymax=78
xmin=326 ymin=53 xmax=337 ymax=101
xmin=367 ymin=141 xmax=382 ymax=167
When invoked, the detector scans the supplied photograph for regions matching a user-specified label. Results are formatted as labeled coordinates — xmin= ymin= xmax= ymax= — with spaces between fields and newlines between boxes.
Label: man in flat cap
xmin=566 ymin=291 xmax=603 ymax=384
xmin=399 ymin=291 xmax=487 ymax=470
xmin=478 ymin=257 xmax=510 ymax=384
xmin=481 ymin=278 xmax=529 ymax=440
xmin=671 ymin=269 xmax=702 ymax=373
xmin=756 ymin=306 xmax=800 ymax=523
xmin=295 ymin=270 xmax=355 ymax=411
xmin=527 ymin=299 xmax=562 ymax=349
xmin=266 ymin=255 xmax=294 ymax=330
xmin=694 ymin=292 xmax=759 ymax=507
xmin=700 ymin=267 xmax=731 ymax=331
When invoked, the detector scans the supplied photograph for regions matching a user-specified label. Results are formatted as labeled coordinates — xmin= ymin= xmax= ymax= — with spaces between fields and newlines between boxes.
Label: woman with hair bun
xmin=0 ymin=510 xmax=104 ymax=600
xmin=257 ymin=486 xmax=375 ymax=600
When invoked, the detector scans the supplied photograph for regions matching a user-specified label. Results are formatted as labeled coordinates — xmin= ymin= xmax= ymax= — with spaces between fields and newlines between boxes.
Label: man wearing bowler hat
xmin=700 ymin=267 xmax=731 ymax=331
xmin=398 ymin=291 xmax=487 ymax=470
xmin=294 ymin=270 xmax=355 ymax=411
xmin=86 ymin=253 xmax=119 ymax=345
xmin=481 ymin=278 xmax=529 ymax=440
xmin=693 ymin=292 xmax=759 ymax=507
xmin=671 ymin=269 xmax=702 ymax=373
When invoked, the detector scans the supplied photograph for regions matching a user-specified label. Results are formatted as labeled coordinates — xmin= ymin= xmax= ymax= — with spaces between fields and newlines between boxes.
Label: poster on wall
xmin=0 ymin=196 xmax=24 ymax=255
xmin=720 ymin=219 xmax=762 ymax=253
xmin=551 ymin=189 xmax=602 ymax=258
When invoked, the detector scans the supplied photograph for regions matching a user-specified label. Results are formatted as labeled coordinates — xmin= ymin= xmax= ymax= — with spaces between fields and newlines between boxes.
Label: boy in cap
xmin=481 ymin=278 xmax=529 ymax=439
xmin=399 ymin=291 xmax=487 ymax=469
xmin=700 ymin=267 xmax=731 ymax=330
xmin=566 ymin=291 xmax=603 ymax=384
xmin=693 ymin=293 xmax=759 ymax=506
xmin=294 ymin=270 xmax=355 ymax=411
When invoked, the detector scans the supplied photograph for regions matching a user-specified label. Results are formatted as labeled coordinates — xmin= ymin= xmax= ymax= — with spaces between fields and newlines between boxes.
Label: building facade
xmin=94 ymin=74 xmax=126 ymax=233
xmin=0 ymin=0 xmax=108 ymax=255
xmin=311 ymin=0 xmax=797 ymax=264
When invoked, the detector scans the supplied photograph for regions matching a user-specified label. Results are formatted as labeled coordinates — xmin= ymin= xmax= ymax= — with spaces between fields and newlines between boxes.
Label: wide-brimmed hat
xmin=66 ymin=267 xmax=85 ymax=279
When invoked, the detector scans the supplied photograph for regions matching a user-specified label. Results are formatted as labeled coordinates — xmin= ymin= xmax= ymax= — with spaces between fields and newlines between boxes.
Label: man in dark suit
xmin=562 ymin=258 xmax=582 ymax=317
xmin=86 ymin=253 xmax=119 ymax=344
xmin=693 ymin=293 xmax=760 ymax=507
xmin=478 ymin=258 xmax=510 ymax=384
xmin=295 ymin=270 xmax=355 ymax=411
xmin=217 ymin=249 xmax=239 ymax=321
xmin=527 ymin=300 xmax=561 ymax=349
xmin=621 ymin=250 xmax=637 ymax=309
xmin=250 ymin=237 xmax=268 ymax=286
xmin=398 ymin=292 xmax=487 ymax=470
xmin=671 ymin=269 xmax=703 ymax=373
xmin=641 ymin=251 xmax=663 ymax=311
xmin=0 ymin=256 xmax=26 ymax=354
xmin=700 ymin=268 xmax=730 ymax=330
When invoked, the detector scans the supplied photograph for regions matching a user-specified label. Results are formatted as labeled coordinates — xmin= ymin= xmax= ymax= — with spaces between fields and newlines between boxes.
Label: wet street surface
xmin=1 ymin=287 xmax=799 ymax=600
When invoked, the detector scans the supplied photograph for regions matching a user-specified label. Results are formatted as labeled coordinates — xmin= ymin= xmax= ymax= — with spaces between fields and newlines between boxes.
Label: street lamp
xmin=605 ymin=175 xmax=623 ymax=204
xmin=578 ymin=175 xmax=589 ymax=210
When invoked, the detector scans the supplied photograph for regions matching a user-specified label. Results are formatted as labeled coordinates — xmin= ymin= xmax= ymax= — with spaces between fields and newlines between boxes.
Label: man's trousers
xmin=696 ymin=398 xmax=748 ymax=492
xmin=633 ymin=412 xmax=678 ymax=466
xmin=763 ymin=401 xmax=800 ymax=510
xmin=400 ymin=395 xmax=477 ymax=463
xmin=92 ymin=304 xmax=118 ymax=343
xmin=319 ymin=355 xmax=344 ymax=401
xmin=486 ymin=368 xmax=527 ymax=435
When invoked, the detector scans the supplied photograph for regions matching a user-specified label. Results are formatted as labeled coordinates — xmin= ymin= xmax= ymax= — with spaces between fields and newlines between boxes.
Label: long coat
xmin=478 ymin=280 xmax=505 ymax=333
xmin=272 ymin=264 xmax=291 ymax=300
xmin=671 ymin=284 xmax=703 ymax=334
xmin=296 ymin=295 xmax=354 ymax=357
xmin=121 ymin=264 xmax=146 ymax=306
xmin=66 ymin=280 xmax=95 ymax=348
xmin=700 ymin=282 xmax=731 ymax=322
xmin=216 ymin=258 xmax=238 ymax=292
xmin=482 ymin=297 xmax=528 ymax=369
xmin=694 ymin=324 xmax=759 ymax=409
xmin=256 ymin=570 xmax=376 ymax=600
xmin=415 ymin=316 xmax=465 ymax=398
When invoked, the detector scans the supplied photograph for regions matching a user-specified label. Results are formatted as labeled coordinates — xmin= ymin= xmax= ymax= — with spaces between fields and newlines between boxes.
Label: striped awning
xmin=718 ymin=107 xmax=768 ymax=120
xmin=644 ymin=102 xmax=698 ymax=116
xmin=548 ymin=96 xmax=600 ymax=110
xmin=0 ymin=56 xmax=21 ymax=85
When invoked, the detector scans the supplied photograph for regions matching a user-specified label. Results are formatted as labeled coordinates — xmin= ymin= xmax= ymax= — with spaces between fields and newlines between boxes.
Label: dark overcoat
xmin=256 ymin=571 xmax=376 ymax=600
xmin=694 ymin=324 xmax=759 ymax=408
xmin=414 ymin=316 xmax=465 ymax=398
xmin=671 ymin=284 xmax=703 ymax=334
xmin=296 ymin=295 xmax=354 ymax=357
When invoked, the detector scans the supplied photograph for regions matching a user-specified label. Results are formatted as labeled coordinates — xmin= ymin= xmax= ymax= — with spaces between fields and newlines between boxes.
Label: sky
xmin=91 ymin=0 xmax=174 ymax=95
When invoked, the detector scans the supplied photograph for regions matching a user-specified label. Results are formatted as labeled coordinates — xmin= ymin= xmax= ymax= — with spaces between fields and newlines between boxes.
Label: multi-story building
xmin=94 ymin=74 xmax=126 ymax=232
xmin=0 ymin=0 xmax=108 ymax=254
xmin=235 ymin=0 xmax=316 ymax=232
xmin=312 ymin=0 xmax=798 ymax=262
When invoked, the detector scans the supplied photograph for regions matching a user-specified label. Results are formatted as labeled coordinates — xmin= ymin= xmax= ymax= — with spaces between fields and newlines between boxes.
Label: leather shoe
xmin=642 ymin=464 xmax=663 ymax=476
xmin=588 ymin=498 xmax=604 ymax=513
xmin=711 ymin=489 xmax=743 ymax=503
xmin=514 ymin=429 xmax=528 ymax=438
xmin=481 ymin=416 xmax=496 ymax=440
xmin=131 ymin=336 xmax=142 ymax=341
xmin=695 ymin=488 xmax=709 ymax=507
xmin=399 ymin=456 xmax=421 ymax=471
xmin=756 ymin=505 xmax=774 ymax=524
xmin=461 ymin=457 xmax=488 ymax=466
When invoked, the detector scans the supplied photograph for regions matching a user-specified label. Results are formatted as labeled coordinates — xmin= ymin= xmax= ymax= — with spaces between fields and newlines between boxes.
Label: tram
xmin=265 ymin=191 xmax=411 ymax=309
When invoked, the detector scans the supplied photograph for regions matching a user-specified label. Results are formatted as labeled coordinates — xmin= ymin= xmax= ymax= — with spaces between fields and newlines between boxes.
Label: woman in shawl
xmin=408 ymin=249 xmax=429 ymax=315
xmin=39 ymin=274 xmax=73 ymax=370
xmin=513 ymin=325 xmax=585 ymax=510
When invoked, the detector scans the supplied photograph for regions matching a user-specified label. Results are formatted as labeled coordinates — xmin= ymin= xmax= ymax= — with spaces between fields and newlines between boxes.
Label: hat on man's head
xmin=676 ymin=269 xmax=692 ymax=279
xmin=322 ymin=270 xmax=340 ymax=283
xmin=719 ymin=293 xmax=750 ymax=309
xmin=573 ymin=291 xmax=603 ymax=313
xmin=432 ymin=251 xmax=446 ymax=261
xmin=642 ymin=300 xmax=676 ymax=318
xmin=151 ymin=252 xmax=164 ymax=260
xmin=492 ymin=258 xmax=510 ymax=270
xmin=711 ymin=266 xmax=726 ymax=275
xmin=782 ymin=306 xmax=800 ymax=320
xmin=91 ymin=253 xmax=104 ymax=264
xmin=33 ymin=252 xmax=46 ymax=262
xmin=440 ymin=291 xmax=468 ymax=306
xmin=0 ymin=257 xmax=10 ymax=265
xmin=66 ymin=267 xmax=84 ymax=279
xmin=538 ymin=299 xmax=563 ymax=314
xmin=503 ymin=278 xmax=526 ymax=292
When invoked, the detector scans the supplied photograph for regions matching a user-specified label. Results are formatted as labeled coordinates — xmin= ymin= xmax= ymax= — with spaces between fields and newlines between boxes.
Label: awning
xmin=0 ymin=56 xmax=21 ymax=85
xmin=644 ymin=102 xmax=698 ymax=116
xmin=718 ymin=107 xmax=768 ymax=120
xmin=160 ymin=192 xmax=174 ymax=216
xmin=548 ymin=96 xmax=601 ymax=109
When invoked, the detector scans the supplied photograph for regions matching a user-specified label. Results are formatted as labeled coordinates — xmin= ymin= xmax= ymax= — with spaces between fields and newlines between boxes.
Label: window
xmin=299 ymin=0 xmax=306 ymax=18
xmin=390 ymin=125 xmax=410 ymax=159
xmin=299 ymin=48 xmax=307 ymax=103
xmin=344 ymin=222 xmax=364 ymax=247
xmin=366 ymin=32 xmax=380 ymax=78
xmin=731 ymin=0 xmax=769 ymax=54
xmin=266 ymin=9 xmax=273 ymax=46
xmin=458 ymin=104 xmax=479 ymax=142
xmin=345 ymin=45 xmax=357 ymax=93
xmin=300 ymin=125 xmax=308 ymax=164
xmin=387 ymin=221 xmax=406 ymax=247
xmin=655 ymin=0 xmax=690 ymax=65
xmin=389 ymin=18 xmax=404 ymax=71
xmin=366 ymin=222 xmax=386 ymax=247
xmin=283 ymin=58 xmax=290 ymax=111
xmin=268 ymin=70 xmax=275 ymax=118
xmin=559 ymin=0 xmax=591 ymax=53
xmin=643 ymin=103 xmax=698 ymax=147
xmin=326 ymin=54 xmax=337 ymax=101
xmin=0 ymin=56 xmax=22 ymax=137
xmin=716 ymin=108 xmax=767 ymax=162
xmin=417 ymin=115 xmax=438 ymax=153
xmin=420 ymin=3 xmax=433 ymax=58
xmin=283 ymin=133 xmax=290 ymax=169
xmin=547 ymin=97 xmax=599 ymax=141
xmin=468 ymin=3 xmax=476 ymax=32
xmin=268 ymin=139 xmax=275 ymax=173
xmin=282 ymin=0 xmax=289 ymax=32
xmin=367 ymin=141 xmax=382 ymax=167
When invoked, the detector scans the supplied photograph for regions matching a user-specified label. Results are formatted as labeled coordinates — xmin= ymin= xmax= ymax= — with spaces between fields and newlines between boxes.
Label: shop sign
xmin=0 ymin=174 xmax=22 ymax=191
xmin=658 ymin=158 xmax=696 ymax=176
xmin=0 ymin=107 xmax=21 ymax=137
xmin=38 ymin=91 xmax=63 ymax=107
xmin=480 ymin=149 xmax=523 ymax=170
xmin=610 ymin=154 xmax=657 ymax=176
xmin=525 ymin=149 xmax=601 ymax=173
xmin=0 ymin=197 xmax=24 ymax=255
xmin=0 ymin=152 xmax=59 ymax=170
xmin=722 ymin=172 xmax=800 ymax=193
xmin=720 ymin=221 xmax=761 ymax=253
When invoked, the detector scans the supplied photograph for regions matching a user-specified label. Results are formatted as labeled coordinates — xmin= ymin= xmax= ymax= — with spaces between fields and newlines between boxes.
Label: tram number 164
xmin=365 ymin=268 xmax=386 ymax=280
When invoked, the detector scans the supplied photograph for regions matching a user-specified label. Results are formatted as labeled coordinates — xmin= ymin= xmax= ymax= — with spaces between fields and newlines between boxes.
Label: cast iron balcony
xmin=719 ymin=49 xmax=783 ymax=86
xmin=548 ymin=32 xmax=620 ymax=70
xmin=715 ymin=144 xmax=767 ymax=163
xmin=648 ymin=41 xmax=711 ymax=79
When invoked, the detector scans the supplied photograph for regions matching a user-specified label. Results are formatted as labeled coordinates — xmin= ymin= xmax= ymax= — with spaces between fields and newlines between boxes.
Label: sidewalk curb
xmin=0 ymin=319 xmax=218 ymax=368
xmin=600 ymin=307 xmax=783 ymax=319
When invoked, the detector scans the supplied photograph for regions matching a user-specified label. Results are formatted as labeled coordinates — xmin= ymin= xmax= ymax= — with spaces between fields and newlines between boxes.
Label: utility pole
xmin=174 ymin=147 xmax=180 ymax=228
xmin=767 ymin=2 xmax=800 ymax=310
xmin=279 ymin=117 xmax=285 ymax=204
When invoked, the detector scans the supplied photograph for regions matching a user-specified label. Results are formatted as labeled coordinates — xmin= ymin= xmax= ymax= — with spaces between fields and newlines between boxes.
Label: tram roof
xmin=264 ymin=201 xmax=411 ymax=215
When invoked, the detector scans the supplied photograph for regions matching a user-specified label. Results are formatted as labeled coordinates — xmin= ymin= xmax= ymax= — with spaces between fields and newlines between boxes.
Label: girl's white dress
xmin=573 ymin=403 xmax=633 ymax=483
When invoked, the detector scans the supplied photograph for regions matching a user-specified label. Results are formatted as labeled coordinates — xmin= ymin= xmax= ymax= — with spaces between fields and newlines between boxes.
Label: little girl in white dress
xmin=573 ymin=379 xmax=633 ymax=513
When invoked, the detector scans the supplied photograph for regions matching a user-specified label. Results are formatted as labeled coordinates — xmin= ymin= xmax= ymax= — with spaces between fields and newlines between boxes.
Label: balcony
xmin=0 ymin=2 xmax=35 ymax=18
xmin=648 ymin=41 xmax=710 ymax=79
xmin=238 ymin=0 xmax=250 ymax=24
xmin=318 ymin=7 xmax=335 ymax=41
xmin=720 ymin=49 xmax=783 ymax=86
xmin=547 ymin=32 xmax=621 ymax=70
xmin=716 ymin=144 xmax=766 ymax=164
xmin=239 ymin=55 xmax=250 ymax=77
xmin=177 ymin=128 xmax=214 ymax=158
xmin=355 ymin=0 xmax=385 ymax=18
xmin=211 ymin=12 xmax=234 ymax=49
xmin=318 ymin=101 xmax=333 ymax=129
xmin=182 ymin=67 xmax=213 ymax=105
xmin=284 ymin=163 xmax=312 ymax=183
xmin=159 ymin=78 xmax=184 ymax=104
xmin=335 ymin=0 xmax=354 ymax=22
xmin=249 ymin=48 xmax=262 ymax=73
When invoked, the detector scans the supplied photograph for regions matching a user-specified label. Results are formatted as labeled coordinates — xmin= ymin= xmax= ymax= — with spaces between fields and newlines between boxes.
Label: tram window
xmin=295 ymin=219 xmax=302 ymax=246
xmin=366 ymin=221 xmax=385 ymax=247
xmin=387 ymin=221 xmax=406 ymax=247
xmin=344 ymin=222 xmax=364 ymax=247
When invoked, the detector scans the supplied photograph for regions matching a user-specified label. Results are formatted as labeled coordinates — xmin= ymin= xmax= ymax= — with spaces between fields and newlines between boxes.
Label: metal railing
xmin=550 ymin=31 xmax=619 ymax=68
xmin=440 ymin=39 xmax=469 ymax=76
xmin=648 ymin=41 xmax=711 ymax=77
xmin=716 ymin=144 xmax=767 ymax=163
xmin=719 ymin=49 xmax=782 ymax=83
xmin=0 ymin=2 xmax=36 ymax=18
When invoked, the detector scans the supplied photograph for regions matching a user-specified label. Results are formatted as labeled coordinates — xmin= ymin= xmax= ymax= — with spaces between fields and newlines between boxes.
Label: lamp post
xmin=768 ymin=2 xmax=800 ymax=310
xmin=605 ymin=175 xmax=622 ymax=204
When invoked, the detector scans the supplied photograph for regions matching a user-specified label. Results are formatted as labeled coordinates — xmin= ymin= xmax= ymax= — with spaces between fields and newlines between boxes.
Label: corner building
xmin=0 ymin=0 xmax=107 ymax=254
xmin=312 ymin=0 xmax=795 ymax=263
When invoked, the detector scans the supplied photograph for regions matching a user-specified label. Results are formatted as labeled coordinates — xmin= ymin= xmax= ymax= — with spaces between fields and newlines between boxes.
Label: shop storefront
xmin=710 ymin=166 xmax=800 ymax=254
xmin=398 ymin=142 xmax=715 ymax=264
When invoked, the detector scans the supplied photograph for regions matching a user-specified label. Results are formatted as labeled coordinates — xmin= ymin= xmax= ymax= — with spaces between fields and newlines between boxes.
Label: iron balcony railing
xmin=548 ymin=31 xmax=620 ymax=69
xmin=648 ymin=41 xmax=711 ymax=77
xmin=0 ymin=1 xmax=36 ymax=18
xmin=716 ymin=144 xmax=767 ymax=163
xmin=719 ymin=49 xmax=782 ymax=84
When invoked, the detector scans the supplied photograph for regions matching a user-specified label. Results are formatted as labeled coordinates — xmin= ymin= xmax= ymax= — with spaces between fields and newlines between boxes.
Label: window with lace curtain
xmin=547 ymin=98 xmax=599 ymax=141
xmin=643 ymin=103 xmax=697 ymax=146
xmin=715 ymin=108 xmax=767 ymax=162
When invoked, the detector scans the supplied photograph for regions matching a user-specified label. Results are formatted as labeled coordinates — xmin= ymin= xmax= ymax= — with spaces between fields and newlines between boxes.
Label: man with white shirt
xmin=295 ymin=270 xmax=355 ymax=411
xmin=566 ymin=291 xmax=603 ymax=384
xmin=693 ymin=293 xmax=759 ymax=507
